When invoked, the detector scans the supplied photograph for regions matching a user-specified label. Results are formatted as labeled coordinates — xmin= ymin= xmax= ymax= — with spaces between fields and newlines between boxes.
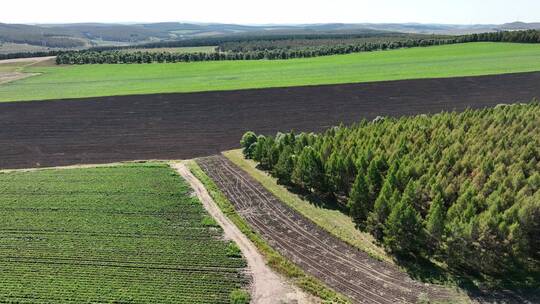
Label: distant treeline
xmin=0 ymin=50 xmax=61 ymax=61
xmin=55 ymin=38 xmax=457 ymax=64
xmin=87 ymin=32 xmax=418 ymax=51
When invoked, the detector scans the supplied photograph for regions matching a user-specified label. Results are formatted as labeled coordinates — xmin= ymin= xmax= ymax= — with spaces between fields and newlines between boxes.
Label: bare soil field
xmin=1 ymin=72 xmax=540 ymax=169
xmin=0 ymin=72 xmax=39 ymax=84
xmin=0 ymin=56 xmax=55 ymax=84
xmin=196 ymin=155 xmax=459 ymax=304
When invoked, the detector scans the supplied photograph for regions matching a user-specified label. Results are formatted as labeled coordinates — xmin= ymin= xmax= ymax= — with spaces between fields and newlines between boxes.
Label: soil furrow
xmin=2 ymin=72 xmax=540 ymax=169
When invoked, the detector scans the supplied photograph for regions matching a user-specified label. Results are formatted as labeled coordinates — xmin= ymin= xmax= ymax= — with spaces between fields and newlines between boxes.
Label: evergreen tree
xmin=252 ymin=135 xmax=267 ymax=163
xmin=425 ymin=193 xmax=446 ymax=251
xmin=273 ymin=146 xmax=294 ymax=185
xmin=383 ymin=181 xmax=424 ymax=256
xmin=366 ymin=156 xmax=387 ymax=203
xmin=292 ymin=146 xmax=324 ymax=192
xmin=348 ymin=173 xmax=370 ymax=229
xmin=366 ymin=167 xmax=398 ymax=241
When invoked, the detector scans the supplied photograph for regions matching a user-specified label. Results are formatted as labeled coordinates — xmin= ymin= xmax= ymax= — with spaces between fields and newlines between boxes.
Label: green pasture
xmin=1 ymin=42 xmax=540 ymax=102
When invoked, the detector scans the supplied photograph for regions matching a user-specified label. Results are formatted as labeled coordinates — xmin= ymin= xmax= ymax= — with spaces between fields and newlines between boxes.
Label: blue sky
xmin=1 ymin=0 xmax=539 ymax=24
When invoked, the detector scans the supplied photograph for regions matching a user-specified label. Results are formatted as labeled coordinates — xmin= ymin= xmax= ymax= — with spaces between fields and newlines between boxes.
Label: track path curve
xmin=197 ymin=155 xmax=457 ymax=304
xmin=172 ymin=162 xmax=314 ymax=304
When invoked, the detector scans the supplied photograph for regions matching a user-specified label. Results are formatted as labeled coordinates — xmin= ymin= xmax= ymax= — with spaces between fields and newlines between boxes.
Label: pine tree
xmin=366 ymin=167 xmax=398 ymax=241
xmin=348 ymin=174 xmax=370 ymax=229
xmin=292 ymin=146 xmax=324 ymax=192
xmin=366 ymin=157 xmax=387 ymax=203
xmin=325 ymin=151 xmax=346 ymax=195
xmin=425 ymin=193 xmax=445 ymax=250
xmin=252 ymin=136 xmax=267 ymax=163
xmin=273 ymin=146 xmax=294 ymax=185
xmin=383 ymin=181 xmax=424 ymax=256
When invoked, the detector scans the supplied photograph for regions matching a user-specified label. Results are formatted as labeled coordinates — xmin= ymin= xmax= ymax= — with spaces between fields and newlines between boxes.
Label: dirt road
xmin=172 ymin=162 xmax=314 ymax=304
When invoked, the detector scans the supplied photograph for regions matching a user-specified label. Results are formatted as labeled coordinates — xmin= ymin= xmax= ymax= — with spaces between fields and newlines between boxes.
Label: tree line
xmin=240 ymin=103 xmax=539 ymax=280
xmin=0 ymin=50 xmax=62 ymax=61
xmin=87 ymin=32 xmax=421 ymax=52
xmin=55 ymin=38 xmax=457 ymax=64
xmin=54 ymin=30 xmax=540 ymax=65
xmin=218 ymin=34 xmax=451 ymax=52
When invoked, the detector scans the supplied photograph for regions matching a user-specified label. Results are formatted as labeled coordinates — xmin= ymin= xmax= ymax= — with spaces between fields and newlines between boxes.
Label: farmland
xmin=0 ymin=56 xmax=54 ymax=84
xmin=196 ymin=155 xmax=461 ymax=303
xmin=2 ymin=71 xmax=540 ymax=170
xmin=1 ymin=19 xmax=540 ymax=304
xmin=1 ymin=42 xmax=540 ymax=102
xmin=0 ymin=163 xmax=249 ymax=303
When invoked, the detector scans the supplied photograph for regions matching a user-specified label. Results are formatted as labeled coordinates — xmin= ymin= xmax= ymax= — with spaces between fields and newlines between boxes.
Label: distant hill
xmin=499 ymin=21 xmax=540 ymax=30
xmin=1 ymin=21 xmax=539 ymax=53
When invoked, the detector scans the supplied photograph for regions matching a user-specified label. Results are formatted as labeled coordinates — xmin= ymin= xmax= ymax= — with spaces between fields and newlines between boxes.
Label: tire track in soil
xmin=172 ymin=162 xmax=315 ymax=304
xmin=197 ymin=155 xmax=457 ymax=304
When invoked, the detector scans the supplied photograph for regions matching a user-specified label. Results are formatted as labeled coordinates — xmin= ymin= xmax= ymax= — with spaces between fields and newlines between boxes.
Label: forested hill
xmin=241 ymin=103 xmax=540 ymax=283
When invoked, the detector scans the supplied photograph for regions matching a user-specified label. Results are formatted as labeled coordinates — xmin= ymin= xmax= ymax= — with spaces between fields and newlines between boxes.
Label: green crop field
xmin=0 ymin=163 xmax=249 ymax=303
xmin=1 ymin=42 xmax=540 ymax=102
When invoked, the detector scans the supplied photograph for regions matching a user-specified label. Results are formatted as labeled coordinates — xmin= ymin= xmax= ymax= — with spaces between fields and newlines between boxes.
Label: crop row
xmin=0 ymin=164 xmax=250 ymax=303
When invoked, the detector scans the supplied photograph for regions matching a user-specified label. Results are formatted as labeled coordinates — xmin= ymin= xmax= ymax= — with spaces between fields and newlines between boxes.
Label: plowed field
xmin=1 ymin=72 xmax=540 ymax=169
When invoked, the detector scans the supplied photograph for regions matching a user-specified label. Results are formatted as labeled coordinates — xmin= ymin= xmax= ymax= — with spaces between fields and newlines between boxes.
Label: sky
xmin=1 ymin=0 xmax=539 ymax=25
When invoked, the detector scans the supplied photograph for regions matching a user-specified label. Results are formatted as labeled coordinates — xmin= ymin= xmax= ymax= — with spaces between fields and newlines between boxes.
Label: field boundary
xmin=0 ymin=159 xmax=175 ymax=173
xmin=223 ymin=149 xmax=392 ymax=263
xmin=186 ymin=160 xmax=351 ymax=303
xmin=196 ymin=155 xmax=466 ymax=303
xmin=172 ymin=162 xmax=313 ymax=304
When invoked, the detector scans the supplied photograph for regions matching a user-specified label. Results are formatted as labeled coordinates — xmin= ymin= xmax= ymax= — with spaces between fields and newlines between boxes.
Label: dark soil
xmin=2 ymin=72 xmax=540 ymax=169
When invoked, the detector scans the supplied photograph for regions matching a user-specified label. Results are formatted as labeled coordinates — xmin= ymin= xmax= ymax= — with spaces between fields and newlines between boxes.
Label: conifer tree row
xmin=55 ymin=38 xmax=456 ymax=64
xmin=240 ymin=103 xmax=540 ymax=278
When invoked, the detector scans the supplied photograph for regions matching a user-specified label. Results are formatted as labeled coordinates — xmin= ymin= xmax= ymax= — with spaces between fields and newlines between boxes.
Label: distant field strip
xmin=1 ymin=42 xmax=540 ymax=101
xmin=0 ymin=164 xmax=248 ymax=303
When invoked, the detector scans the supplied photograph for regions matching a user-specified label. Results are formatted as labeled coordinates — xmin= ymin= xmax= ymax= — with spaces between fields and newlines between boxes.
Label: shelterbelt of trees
xmin=0 ymin=50 xmax=61 ymax=60
xmin=240 ymin=103 xmax=540 ymax=279
xmin=55 ymin=30 xmax=540 ymax=65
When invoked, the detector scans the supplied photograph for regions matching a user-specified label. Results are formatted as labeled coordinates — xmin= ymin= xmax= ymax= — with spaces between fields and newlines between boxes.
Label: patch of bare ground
xmin=0 ymin=56 xmax=54 ymax=84
xmin=197 ymin=155 xmax=465 ymax=304
xmin=172 ymin=162 xmax=316 ymax=304
xmin=0 ymin=72 xmax=40 ymax=84
xmin=0 ymin=56 xmax=55 ymax=65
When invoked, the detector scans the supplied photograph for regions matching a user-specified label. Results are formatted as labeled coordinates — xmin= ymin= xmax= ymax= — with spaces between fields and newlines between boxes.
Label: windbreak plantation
xmin=241 ymin=103 xmax=540 ymax=282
